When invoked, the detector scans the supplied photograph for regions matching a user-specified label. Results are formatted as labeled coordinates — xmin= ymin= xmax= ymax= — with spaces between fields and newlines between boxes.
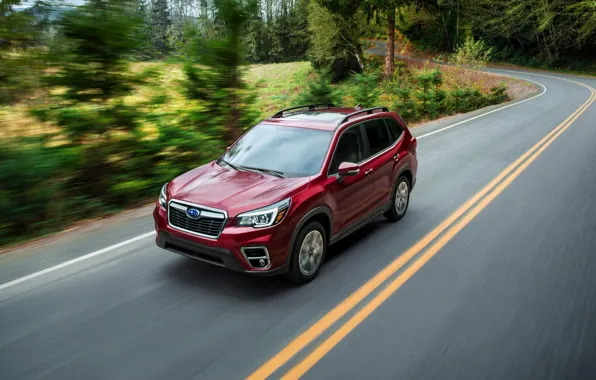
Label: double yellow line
xmin=248 ymin=75 xmax=596 ymax=380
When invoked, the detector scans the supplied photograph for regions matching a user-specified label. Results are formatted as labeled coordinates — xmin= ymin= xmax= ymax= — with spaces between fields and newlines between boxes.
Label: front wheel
xmin=384 ymin=175 xmax=410 ymax=222
xmin=284 ymin=221 xmax=327 ymax=285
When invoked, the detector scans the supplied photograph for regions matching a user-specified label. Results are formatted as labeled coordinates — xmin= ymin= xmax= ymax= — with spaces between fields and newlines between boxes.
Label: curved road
xmin=1 ymin=64 xmax=596 ymax=380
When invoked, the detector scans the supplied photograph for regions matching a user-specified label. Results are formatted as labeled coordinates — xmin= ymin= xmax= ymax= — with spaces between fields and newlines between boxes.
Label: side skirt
xmin=329 ymin=201 xmax=392 ymax=246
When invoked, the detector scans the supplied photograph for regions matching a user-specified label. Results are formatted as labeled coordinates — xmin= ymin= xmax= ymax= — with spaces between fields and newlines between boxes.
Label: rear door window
xmin=385 ymin=118 xmax=404 ymax=142
xmin=362 ymin=119 xmax=393 ymax=158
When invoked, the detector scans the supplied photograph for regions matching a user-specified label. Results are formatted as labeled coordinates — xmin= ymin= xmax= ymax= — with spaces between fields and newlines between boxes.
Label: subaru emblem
xmin=186 ymin=208 xmax=201 ymax=219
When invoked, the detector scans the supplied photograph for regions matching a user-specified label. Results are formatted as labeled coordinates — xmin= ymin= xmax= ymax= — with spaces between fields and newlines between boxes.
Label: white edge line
xmin=0 ymin=72 xmax=549 ymax=291
xmin=0 ymin=231 xmax=156 ymax=291
xmin=417 ymin=74 xmax=547 ymax=139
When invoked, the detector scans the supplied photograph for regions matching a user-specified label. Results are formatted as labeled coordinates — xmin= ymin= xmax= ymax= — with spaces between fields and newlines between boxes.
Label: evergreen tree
xmin=308 ymin=0 xmax=365 ymax=82
xmin=33 ymin=0 xmax=145 ymax=201
xmin=151 ymin=0 xmax=170 ymax=55
xmin=0 ymin=0 xmax=41 ymax=103
xmin=295 ymin=70 xmax=340 ymax=105
xmin=183 ymin=0 xmax=259 ymax=144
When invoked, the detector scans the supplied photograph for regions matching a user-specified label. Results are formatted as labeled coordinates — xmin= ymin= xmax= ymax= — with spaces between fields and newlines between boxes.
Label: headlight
xmin=236 ymin=198 xmax=291 ymax=228
xmin=159 ymin=183 xmax=168 ymax=208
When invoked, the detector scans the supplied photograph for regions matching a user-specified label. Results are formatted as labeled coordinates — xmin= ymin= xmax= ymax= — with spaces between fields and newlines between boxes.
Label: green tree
xmin=363 ymin=1 xmax=404 ymax=80
xmin=568 ymin=0 xmax=596 ymax=44
xmin=0 ymin=0 xmax=41 ymax=104
xmin=294 ymin=69 xmax=340 ymax=105
xmin=151 ymin=0 xmax=171 ymax=55
xmin=451 ymin=35 xmax=493 ymax=70
xmin=33 ymin=0 xmax=146 ymax=201
xmin=350 ymin=71 xmax=380 ymax=108
xmin=243 ymin=0 xmax=310 ymax=63
xmin=459 ymin=0 xmax=584 ymax=62
xmin=183 ymin=0 xmax=259 ymax=144
xmin=308 ymin=0 xmax=366 ymax=82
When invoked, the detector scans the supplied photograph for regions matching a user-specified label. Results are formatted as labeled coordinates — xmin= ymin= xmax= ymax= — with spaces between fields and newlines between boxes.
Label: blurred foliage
xmin=0 ymin=137 xmax=83 ymax=245
xmin=150 ymin=0 xmax=170 ymax=56
xmin=0 ymin=0 xmax=45 ymax=104
xmin=1 ymin=0 xmax=209 ymax=244
xmin=31 ymin=0 xmax=145 ymax=202
xmin=182 ymin=0 xmax=259 ymax=144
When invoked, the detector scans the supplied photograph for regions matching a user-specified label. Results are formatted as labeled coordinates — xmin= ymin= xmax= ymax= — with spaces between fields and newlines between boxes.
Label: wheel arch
xmin=286 ymin=206 xmax=333 ymax=265
xmin=398 ymin=168 xmax=413 ymax=188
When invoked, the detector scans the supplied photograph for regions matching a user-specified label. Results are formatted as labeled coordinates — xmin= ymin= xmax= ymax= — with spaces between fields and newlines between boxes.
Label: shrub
xmin=350 ymin=71 xmax=381 ymax=108
xmin=294 ymin=69 xmax=341 ymax=105
xmin=0 ymin=138 xmax=81 ymax=245
xmin=391 ymin=86 xmax=418 ymax=121
xmin=451 ymin=36 xmax=494 ymax=70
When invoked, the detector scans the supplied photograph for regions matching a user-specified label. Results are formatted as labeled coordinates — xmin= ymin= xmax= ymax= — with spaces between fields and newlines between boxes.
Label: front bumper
xmin=153 ymin=204 xmax=290 ymax=276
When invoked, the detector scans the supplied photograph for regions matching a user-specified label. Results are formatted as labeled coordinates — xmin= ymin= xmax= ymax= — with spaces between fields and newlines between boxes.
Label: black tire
xmin=384 ymin=175 xmax=411 ymax=222
xmin=284 ymin=221 xmax=327 ymax=285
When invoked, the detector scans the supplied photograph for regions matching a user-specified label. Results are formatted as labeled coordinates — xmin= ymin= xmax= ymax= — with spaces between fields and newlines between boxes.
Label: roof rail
xmin=337 ymin=106 xmax=390 ymax=125
xmin=269 ymin=104 xmax=336 ymax=119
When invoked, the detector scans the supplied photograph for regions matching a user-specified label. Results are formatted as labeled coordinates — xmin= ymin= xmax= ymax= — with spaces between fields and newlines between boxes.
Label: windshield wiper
xmin=219 ymin=158 xmax=239 ymax=171
xmin=219 ymin=159 xmax=286 ymax=178
xmin=239 ymin=166 xmax=286 ymax=178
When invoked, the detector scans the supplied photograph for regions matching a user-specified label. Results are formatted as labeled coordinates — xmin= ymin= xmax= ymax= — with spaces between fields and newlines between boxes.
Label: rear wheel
xmin=384 ymin=175 xmax=410 ymax=222
xmin=284 ymin=221 xmax=327 ymax=285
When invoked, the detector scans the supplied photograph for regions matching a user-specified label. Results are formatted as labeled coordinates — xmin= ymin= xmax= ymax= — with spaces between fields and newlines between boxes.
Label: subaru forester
xmin=153 ymin=104 xmax=418 ymax=284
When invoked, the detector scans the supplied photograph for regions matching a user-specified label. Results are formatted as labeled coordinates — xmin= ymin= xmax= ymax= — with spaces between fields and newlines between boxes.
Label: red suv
xmin=153 ymin=104 xmax=418 ymax=284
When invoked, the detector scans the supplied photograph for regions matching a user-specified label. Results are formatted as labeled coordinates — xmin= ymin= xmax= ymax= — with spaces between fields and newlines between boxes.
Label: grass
xmin=1 ymin=61 xmax=313 ymax=139
xmin=405 ymin=60 xmax=539 ymax=101
xmin=1 ymin=58 xmax=538 ymax=140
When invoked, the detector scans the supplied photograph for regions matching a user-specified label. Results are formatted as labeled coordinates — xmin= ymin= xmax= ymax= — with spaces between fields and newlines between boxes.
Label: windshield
xmin=220 ymin=123 xmax=333 ymax=177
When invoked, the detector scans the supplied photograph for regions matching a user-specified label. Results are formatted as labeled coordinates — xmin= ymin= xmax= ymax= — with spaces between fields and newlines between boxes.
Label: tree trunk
xmin=384 ymin=9 xmax=396 ymax=81
xmin=354 ymin=52 xmax=364 ymax=70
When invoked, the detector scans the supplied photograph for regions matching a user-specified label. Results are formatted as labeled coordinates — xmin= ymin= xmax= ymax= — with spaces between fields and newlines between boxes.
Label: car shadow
xmin=161 ymin=257 xmax=295 ymax=300
xmin=325 ymin=220 xmax=384 ymax=264
xmin=161 ymin=216 xmax=400 ymax=299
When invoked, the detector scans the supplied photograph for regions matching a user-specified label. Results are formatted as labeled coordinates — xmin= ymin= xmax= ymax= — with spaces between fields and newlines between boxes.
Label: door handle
xmin=365 ymin=169 xmax=374 ymax=176
xmin=394 ymin=153 xmax=406 ymax=162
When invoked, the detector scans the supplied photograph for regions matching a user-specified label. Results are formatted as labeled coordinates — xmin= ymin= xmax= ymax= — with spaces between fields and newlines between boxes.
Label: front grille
xmin=168 ymin=201 xmax=226 ymax=239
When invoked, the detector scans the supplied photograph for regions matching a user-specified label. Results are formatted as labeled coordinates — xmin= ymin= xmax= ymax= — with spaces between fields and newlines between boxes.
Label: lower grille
xmin=165 ymin=242 xmax=225 ymax=266
xmin=168 ymin=201 xmax=226 ymax=239
xmin=241 ymin=247 xmax=270 ymax=269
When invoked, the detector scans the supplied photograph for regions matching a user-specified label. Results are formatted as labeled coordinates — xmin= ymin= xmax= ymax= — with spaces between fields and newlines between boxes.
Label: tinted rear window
xmin=385 ymin=118 xmax=405 ymax=141
xmin=363 ymin=119 xmax=392 ymax=157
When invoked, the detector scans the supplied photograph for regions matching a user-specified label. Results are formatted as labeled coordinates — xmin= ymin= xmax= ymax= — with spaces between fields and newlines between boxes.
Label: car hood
xmin=169 ymin=161 xmax=310 ymax=215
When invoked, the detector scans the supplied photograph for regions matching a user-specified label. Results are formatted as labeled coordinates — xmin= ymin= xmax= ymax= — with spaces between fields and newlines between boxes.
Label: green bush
xmin=391 ymin=86 xmax=418 ymax=121
xmin=451 ymin=36 xmax=494 ymax=70
xmin=0 ymin=121 xmax=223 ymax=246
xmin=294 ymin=69 xmax=341 ymax=105
xmin=350 ymin=71 xmax=381 ymax=108
xmin=0 ymin=138 xmax=80 ymax=245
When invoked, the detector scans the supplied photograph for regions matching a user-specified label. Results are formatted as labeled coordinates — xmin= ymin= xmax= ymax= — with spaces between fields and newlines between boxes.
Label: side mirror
xmin=337 ymin=162 xmax=359 ymax=177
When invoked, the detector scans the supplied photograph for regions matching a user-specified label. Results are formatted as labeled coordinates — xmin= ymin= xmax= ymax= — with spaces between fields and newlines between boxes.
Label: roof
xmin=263 ymin=106 xmax=392 ymax=131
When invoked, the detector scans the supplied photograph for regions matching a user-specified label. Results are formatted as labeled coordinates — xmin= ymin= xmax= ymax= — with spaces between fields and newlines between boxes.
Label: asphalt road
xmin=2 ymin=66 xmax=596 ymax=380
